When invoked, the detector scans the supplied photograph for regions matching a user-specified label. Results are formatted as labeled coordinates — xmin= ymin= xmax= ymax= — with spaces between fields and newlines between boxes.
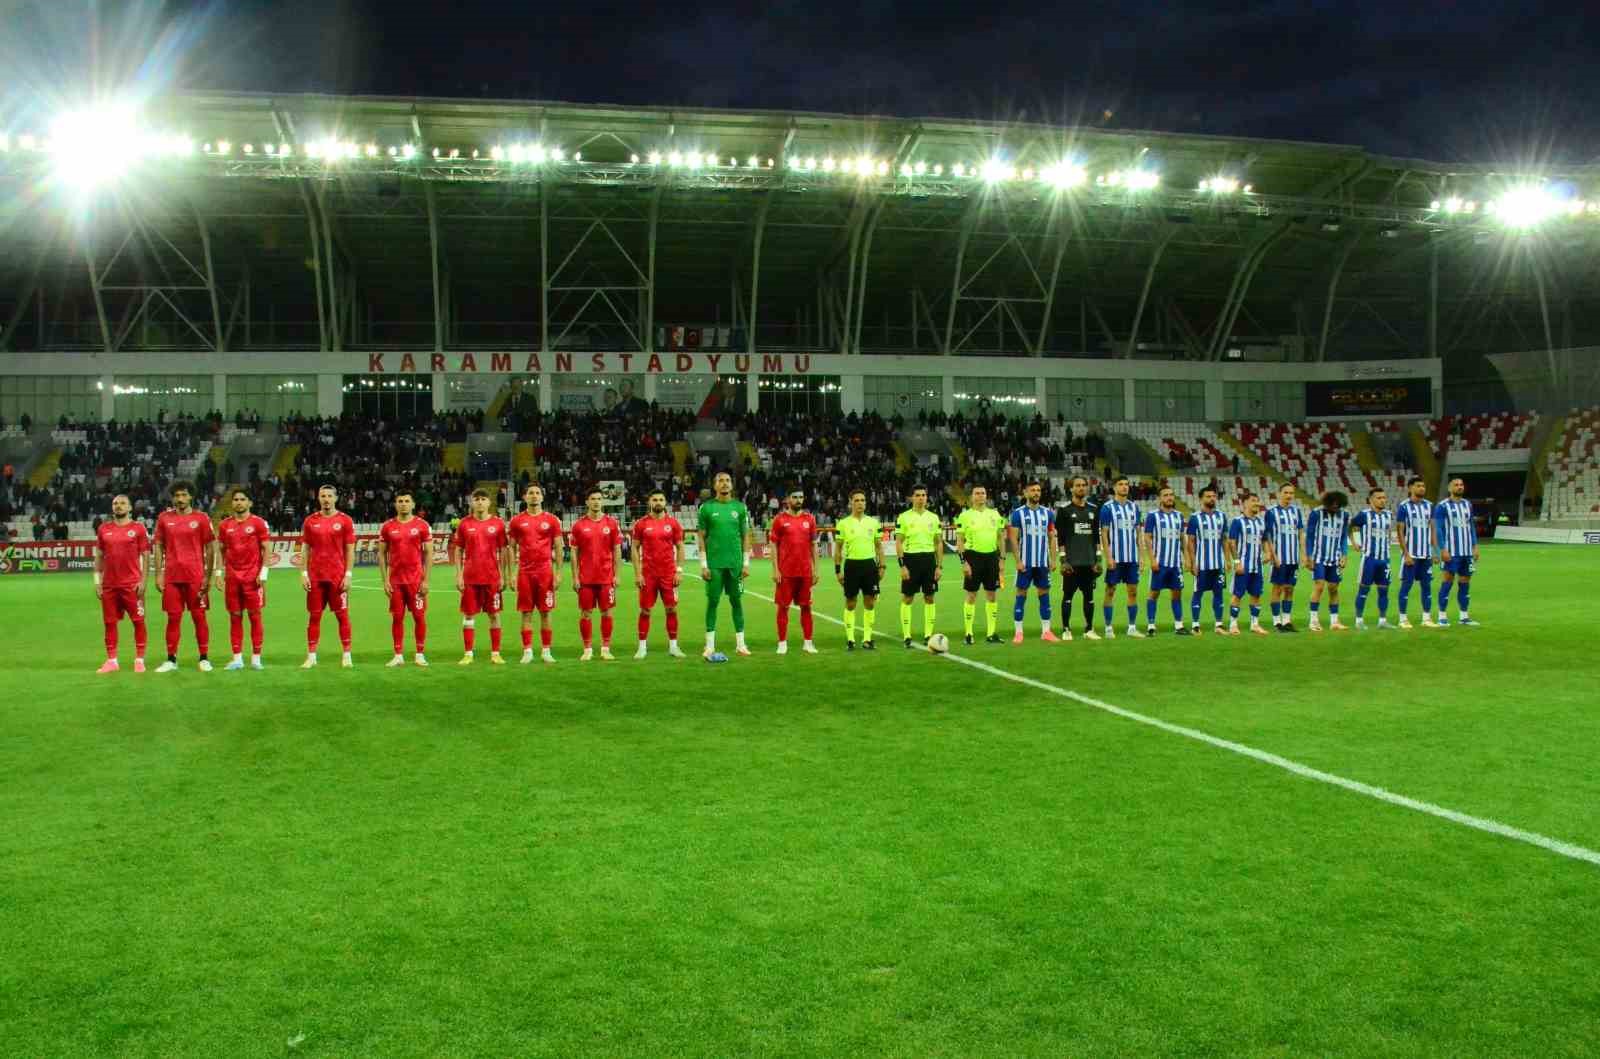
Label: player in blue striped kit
xmin=1304 ymin=491 xmax=1351 ymax=632
xmin=1142 ymin=487 xmax=1189 ymax=636
xmin=1349 ymin=487 xmax=1397 ymax=630
xmin=1184 ymin=485 xmax=1228 ymax=636
xmin=1098 ymin=476 xmax=1144 ymax=639
xmin=1262 ymin=483 xmax=1306 ymax=633
xmin=1007 ymin=481 xmax=1060 ymax=643
xmin=1226 ymin=493 xmax=1269 ymax=636
xmin=1433 ymin=477 xmax=1480 ymax=627
xmin=1395 ymin=477 xmax=1438 ymax=629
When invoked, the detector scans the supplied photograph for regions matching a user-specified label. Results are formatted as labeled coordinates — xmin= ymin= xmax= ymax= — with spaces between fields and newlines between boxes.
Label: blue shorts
xmin=1106 ymin=561 xmax=1141 ymax=587
xmin=1313 ymin=562 xmax=1344 ymax=584
xmin=1400 ymin=558 xmax=1433 ymax=581
xmin=1270 ymin=563 xmax=1299 ymax=587
xmin=1231 ymin=571 xmax=1264 ymax=599
xmin=1015 ymin=565 xmax=1051 ymax=591
xmin=1194 ymin=569 xmax=1226 ymax=595
xmin=1360 ymin=558 xmax=1391 ymax=587
xmin=1441 ymin=556 xmax=1475 ymax=577
xmin=1149 ymin=566 xmax=1183 ymax=592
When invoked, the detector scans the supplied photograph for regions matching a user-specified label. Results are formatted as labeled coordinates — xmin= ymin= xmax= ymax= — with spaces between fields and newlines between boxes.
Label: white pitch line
xmin=746 ymin=589 xmax=1600 ymax=869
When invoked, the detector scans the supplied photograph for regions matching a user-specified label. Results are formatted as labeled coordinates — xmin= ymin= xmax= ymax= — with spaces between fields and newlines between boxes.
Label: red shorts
xmin=517 ymin=569 xmax=556 ymax=614
xmin=162 ymin=580 xmax=208 ymax=616
xmin=460 ymin=584 xmax=503 ymax=616
xmin=389 ymin=582 xmax=427 ymax=617
xmin=773 ymin=575 xmax=814 ymax=608
xmin=101 ymin=586 xmax=146 ymax=623
xmin=638 ymin=576 xmax=678 ymax=610
xmin=577 ymin=583 xmax=616 ymax=611
xmin=306 ymin=580 xmax=350 ymax=615
xmin=225 ymin=576 xmax=266 ymax=613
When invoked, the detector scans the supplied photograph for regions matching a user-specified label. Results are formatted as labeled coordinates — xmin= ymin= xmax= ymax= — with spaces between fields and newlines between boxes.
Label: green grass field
xmin=3 ymin=542 xmax=1599 ymax=1056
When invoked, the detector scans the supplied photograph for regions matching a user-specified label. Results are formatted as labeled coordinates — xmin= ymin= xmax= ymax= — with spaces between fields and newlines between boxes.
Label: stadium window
xmin=954 ymin=377 xmax=1037 ymax=419
xmin=227 ymin=375 xmax=316 ymax=422
xmin=340 ymin=374 xmax=434 ymax=420
xmin=1134 ymin=379 xmax=1204 ymax=421
xmin=757 ymin=375 xmax=842 ymax=417
xmin=863 ymin=375 xmax=941 ymax=419
xmin=0 ymin=375 xmax=99 ymax=424
xmin=112 ymin=375 xmax=214 ymax=423
xmin=1047 ymin=377 xmax=1120 ymax=421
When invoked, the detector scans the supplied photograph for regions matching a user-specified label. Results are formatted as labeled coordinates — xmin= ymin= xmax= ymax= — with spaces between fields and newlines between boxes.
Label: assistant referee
xmin=954 ymin=484 xmax=1006 ymax=644
xmin=895 ymin=485 xmax=944 ymax=648
xmin=1056 ymin=474 xmax=1102 ymax=638
xmin=832 ymin=489 xmax=884 ymax=650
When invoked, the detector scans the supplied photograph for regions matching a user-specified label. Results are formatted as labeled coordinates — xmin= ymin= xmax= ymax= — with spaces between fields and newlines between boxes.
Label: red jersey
xmin=569 ymin=515 xmax=621 ymax=585
xmin=380 ymin=517 xmax=432 ymax=586
xmin=630 ymin=515 xmax=683 ymax=581
xmin=770 ymin=511 xmax=819 ymax=578
xmin=218 ymin=514 xmax=271 ymax=581
xmin=155 ymin=508 xmax=214 ymax=584
xmin=509 ymin=511 xmax=563 ymax=572
xmin=96 ymin=519 xmax=150 ymax=589
xmin=451 ymin=516 xmax=507 ymax=586
xmin=301 ymin=511 xmax=356 ymax=583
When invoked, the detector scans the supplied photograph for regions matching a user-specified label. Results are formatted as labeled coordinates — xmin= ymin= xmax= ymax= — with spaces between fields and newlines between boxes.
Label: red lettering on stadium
xmin=762 ymin=354 xmax=783 ymax=372
xmin=734 ymin=354 xmax=750 ymax=372
xmin=648 ymin=354 xmax=663 ymax=373
xmin=618 ymin=353 xmax=633 ymax=371
xmin=525 ymin=353 xmax=542 ymax=372
xmin=676 ymin=354 xmax=692 ymax=371
xmin=706 ymin=354 xmax=722 ymax=372
xmin=399 ymin=353 xmax=416 ymax=372
xmin=591 ymin=353 xmax=606 ymax=372
xmin=368 ymin=354 xmax=385 ymax=372
xmin=491 ymin=353 xmax=511 ymax=372
xmin=459 ymin=353 xmax=476 ymax=372
xmin=431 ymin=354 xmax=445 ymax=371
xmin=794 ymin=354 xmax=811 ymax=372
xmin=556 ymin=353 xmax=573 ymax=372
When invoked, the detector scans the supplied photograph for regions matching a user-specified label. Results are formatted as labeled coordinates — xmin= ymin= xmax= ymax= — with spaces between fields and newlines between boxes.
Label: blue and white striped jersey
xmin=1434 ymin=498 xmax=1476 ymax=555
xmin=1396 ymin=498 xmax=1434 ymax=558
xmin=1143 ymin=509 xmax=1186 ymax=569
xmin=1186 ymin=509 xmax=1228 ymax=571
xmin=1228 ymin=514 xmax=1265 ymax=570
xmin=1098 ymin=499 xmax=1142 ymax=563
xmin=1263 ymin=502 xmax=1305 ymax=564
xmin=1306 ymin=508 xmax=1351 ymax=564
xmin=1007 ymin=504 xmax=1055 ymax=568
xmin=1350 ymin=508 xmax=1394 ymax=562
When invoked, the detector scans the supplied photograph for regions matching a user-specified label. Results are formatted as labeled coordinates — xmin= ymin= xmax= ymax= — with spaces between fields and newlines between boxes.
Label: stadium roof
xmin=3 ymin=91 xmax=1598 ymax=362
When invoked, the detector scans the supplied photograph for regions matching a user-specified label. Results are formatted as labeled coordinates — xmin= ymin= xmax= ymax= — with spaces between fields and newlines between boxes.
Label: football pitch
xmin=3 ymin=542 xmax=1598 ymax=1056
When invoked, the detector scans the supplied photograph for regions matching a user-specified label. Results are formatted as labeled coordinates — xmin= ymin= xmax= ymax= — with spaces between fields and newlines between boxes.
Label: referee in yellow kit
xmin=895 ymin=484 xmax=945 ymax=648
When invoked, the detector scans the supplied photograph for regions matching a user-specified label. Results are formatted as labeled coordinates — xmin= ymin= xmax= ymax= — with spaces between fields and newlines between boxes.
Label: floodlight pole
xmin=852 ymin=201 xmax=884 ymax=355
xmin=1317 ymin=234 xmax=1361 ymax=362
xmin=425 ymin=182 xmax=444 ymax=354
xmin=298 ymin=183 xmax=327 ymax=352
xmin=317 ymin=186 xmax=342 ymax=352
xmin=646 ymin=186 xmax=662 ymax=354
xmin=539 ymin=181 xmax=550 ymax=353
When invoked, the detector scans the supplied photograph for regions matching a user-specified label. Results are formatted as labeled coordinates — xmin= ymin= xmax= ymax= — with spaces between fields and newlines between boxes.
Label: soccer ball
xmin=926 ymin=633 xmax=950 ymax=654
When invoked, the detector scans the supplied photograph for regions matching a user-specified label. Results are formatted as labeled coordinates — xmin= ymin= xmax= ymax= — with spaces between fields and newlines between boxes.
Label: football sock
xmin=639 ymin=612 xmax=652 ymax=640
xmin=1082 ymin=594 xmax=1094 ymax=630
xmin=490 ymin=626 xmax=502 ymax=653
xmin=1458 ymin=581 xmax=1469 ymax=614
xmin=1191 ymin=595 xmax=1203 ymax=622
xmin=800 ymin=606 xmax=813 ymax=639
xmin=522 ymin=627 xmax=534 ymax=650
xmin=1146 ymin=598 xmax=1158 ymax=624
xmin=132 ymin=620 xmax=147 ymax=656
xmin=414 ymin=612 xmax=426 ymax=652
xmin=900 ymin=602 xmax=912 ymax=639
xmin=1310 ymin=601 xmax=1321 ymax=617
xmin=1270 ymin=601 xmax=1281 ymax=622
xmin=735 ymin=631 xmax=747 ymax=650
xmin=843 ymin=607 xmax=856 ymax=642
xmin=704 ymin=576 xmax=723 ymax=628
xmin=863 ymin=607 xmax=876 ymax=641
xmin=249 ymin=611 xmax=263 ymax=653
xmin=463 ymin=619 xmax=476 ymax=652
xmin=192 ymin=610 xmax=209 ymax=656
xmin=392 ymin=615 xmax=405 ymax=654
xmin=1103 ymin=604 xmax=1114 ymax=629
xmin=1438 ymin=582 xmax=1451 ymax=613
xmin=1170 ymin=597 xmax=1182 ymax=623
xmin=539 ymin=626 xmax=552 ymax=649
xmin=923 ymin=604 xmax=936 ymax=639
xmin=1329 ymin=604 xmax=1340 ymax=620
xmin=336 ymin=611 xmax=351 ymax=650
xmin=1126 ymin=605 xmax=1137 ymax=627
xmin=728 ymin=593 xmax=744 ymax=634
xmin=1038 ymin=594 xmax=1051 ymax=622
xmin=104 ymin=622 xmax=118 ymax=659
xmin=1230 ymin=604 xmax=1241 ymax=621
xmin=776 ymin=607 xmax=789 ymax=641
xmin=1212 ymin=592 xmax=1224 ymax=620
xmin=963 ymin=603 xmax=976 ymax=636
xmin=165 ymin=615 xmax=181 ymax=657
xmin=1282 ymin=600 xmax=1293 ymax=623
xmin=985 ymin=600 xmax=998 ymax=636
xmin=705 ymin=630 xmax=716 ymax=652
xmin=1013 ymin=595 xmax=1026 ymax=622
xmin=580 ymin=617 xmax=593 ymax=647
xmin=1376 ymin=587 xmax=1389 ymax=615
xmin=666 ymin=612 xmax=679 ymax=639
xmin=1354 ymin=588 xmax=1368 ymax=616
xmin=1249 ymin=604 xmax=1261 ymax=621
xmin=230 ymin=612 xmax=245 ymax=655
xmin=601 ymin=614 xmax=614 ymax=646
xmin=307 ymin=614 xmax=321 ymax=652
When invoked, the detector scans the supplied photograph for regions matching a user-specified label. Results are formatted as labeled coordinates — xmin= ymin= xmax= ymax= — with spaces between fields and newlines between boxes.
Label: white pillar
xmin=746 ymin=375 xmax=758 ymax=413
xmin=642 ymin=373 xmax=658 ymax=405
xmin=1035 ymin=376 xmax=1047 ymax=416
xmin=1123 ymin=378 xmax=1137 ymax=422
xmin=942 ymin=374 xmax=955 ymax=416
xmin=100 ymin=373 xmax=115 ymax=421
xmin=213 ymin=372 xmax=227 ymax=417
xmin=432 ymin=372 xmax=449 ymax=412
xmin=840 ymin=374 xmax=864 ymax=414
xmin=1204 ymin=378 xmax=1224 ymax=421
xmin=316 ymin=373 xmax=342 ymax=417
xmin=538 ymin=372 xmax=553 ymax=413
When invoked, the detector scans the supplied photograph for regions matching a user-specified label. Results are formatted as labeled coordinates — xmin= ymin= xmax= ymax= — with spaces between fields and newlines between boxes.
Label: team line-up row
xmin=86 ymin=471 xmax=1483 ymax=673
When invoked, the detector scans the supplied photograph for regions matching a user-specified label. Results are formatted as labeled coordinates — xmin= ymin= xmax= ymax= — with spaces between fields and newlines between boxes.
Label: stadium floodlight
xmin=1441 ymin=196 xmax=1464 ymax=214
xmin=748 ymin=154 xmax=759 ymax=168
xmin=1489 ymin=185 xmax=1560 ymax=229
xmin=932 ymin=164 xmax=943 ymax=176
xmin=1202 ymin=176 xmax=1240 ymax=194
xmin=551 ymin=148 xmax=565 ymax=161
xmin=19 ymin=133 xmax=37 ymax=150
xmin=914 ymin=160 xmax=927 ymax=175
xmin=0 ymin=133 xmax=8 ymax=151
xmin=804 ymin=156 xmax=816 ymax=170
xmin=980 ymin=159 xmax=1006 ymax=183
xmin=364 ymin=143 xmax=377 ymax=158
xmin=1123 ymin=169 xmax=1159 ymax=191
xmin=573 ymin=151 xmax=581 ymax=161
xmin=858 ymin=156 xmax=874 ymax=176
xmin=48 ymin=103 xmax=144 ymax=190
xmin=448 ymin=148 xmax=460 ymax=160
xmin=630 ymin=153 xmax=639 ymax=163
xmin=822 ymin=157 xmax=836 ymax=172
xmin=668 ymin=150 xmax=683 ymax=167
xmin=217 ymin=140 xmax=232 ymax=155
xmin=648 ymin=151 xmax=662 ymax=164
xmin=953 ymin=162 xmax=966 ymax=177
xmin=1042 ymin=162 xmax=1086 ymax=189
xmin=431 ymin=148 xmax=441 ymax=158
xmin=490 ymin=145 xmax=503 ymax=161
xmin=899 ymin=162 xmax=913 ymax=177
xmin=529 ymin=145 xmax=546 ymax=163
xmin=401 ymin=144 xmax=415 ymax=159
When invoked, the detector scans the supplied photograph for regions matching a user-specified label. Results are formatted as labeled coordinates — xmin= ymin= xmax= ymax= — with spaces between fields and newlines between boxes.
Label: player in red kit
xmin=452 ymin=488 xmax=510 ymax=664
xmin=630 ymin=489 xmax=686 ymax=660
xmin=568 ymin=488 xmax=622 ymax=661
xmin=213 ymin=488 xmax=271 ymax=670
xmin=94 ymin=493 xmax=150 ymax=673
xmin=378 ymin=490 xmax=432 ymax=667
xmin=769 ymin=487 xmax=821 ymax=654
xmin=297 ymin=484 xmax=356 ymax=668
xmin=508 ymin=483 xmax=565 ymax=664
xmin=153 ymin=480 xmax=215 ymax=672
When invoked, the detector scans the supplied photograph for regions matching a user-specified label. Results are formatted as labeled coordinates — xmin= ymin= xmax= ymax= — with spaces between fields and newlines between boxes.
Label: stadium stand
xmin=1228 ymin=420 xmax=1414 ymax=500
xmin=1540 ymin=408 xmax=1600 ymax=519
xmin=1425 ymin=412 xmax=1540 ymax=456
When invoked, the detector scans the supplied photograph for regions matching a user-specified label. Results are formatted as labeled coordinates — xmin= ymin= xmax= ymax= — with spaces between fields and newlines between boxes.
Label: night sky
xmin=7 ymin=0 xmax=1600 ymax=163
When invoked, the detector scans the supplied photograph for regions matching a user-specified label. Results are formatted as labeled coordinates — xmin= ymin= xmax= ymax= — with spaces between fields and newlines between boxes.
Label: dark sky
xmin=8 ymin=0 xmax=1600 ymax=163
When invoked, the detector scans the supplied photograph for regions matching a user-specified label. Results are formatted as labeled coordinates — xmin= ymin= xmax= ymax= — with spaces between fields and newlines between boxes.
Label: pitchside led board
xmin=1304 ymin=378 xmax=1434 ymax=418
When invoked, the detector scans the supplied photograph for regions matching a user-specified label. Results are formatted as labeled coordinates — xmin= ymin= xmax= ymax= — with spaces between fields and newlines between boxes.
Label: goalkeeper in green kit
xmin=698 ymin=471 xmax=754 ymax=662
